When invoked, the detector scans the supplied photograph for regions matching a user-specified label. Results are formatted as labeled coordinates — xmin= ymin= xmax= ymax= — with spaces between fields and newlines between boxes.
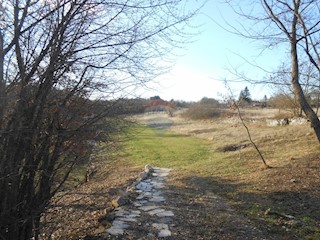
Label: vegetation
xmin=36 ymin=108 xmax=320 ymax=239
xmin=121 ymin=111 xmax=320 ymax=239
xmin=0 ymin=1 xmax=196 ymax=239
xmin=182 ymin=97 xmax=222 ymax=120
xmin=238 ymin=86 xmax=252 ymax=104
xmin=124 ymin=125 xmax=211 ymax=169
xmin=225 ymin=0 xmax=320 ymax=141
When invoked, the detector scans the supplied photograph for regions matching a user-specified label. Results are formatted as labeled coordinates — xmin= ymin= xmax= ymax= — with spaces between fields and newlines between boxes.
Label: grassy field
xmin=44 ymin=109 xmax=320 ymax=239
xmin=124 ymin=125 xmax=211 ymax=168
xmin=123 ymin=111 xmax=320 ymax=239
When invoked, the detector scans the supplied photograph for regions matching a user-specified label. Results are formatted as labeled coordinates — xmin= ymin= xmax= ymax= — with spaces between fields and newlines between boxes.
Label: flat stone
xmin=118 ymin=217 xmax=137 ymax=222
xmin=156 ymin=211 xmax=174 ymax=217
xmin=114 ymin=209 xmax=129 ymax=217
xmin=137 ymin=192 xmax=152 ymax=200
xmin=136 ymin=194 xmax=145 ymax=200
xmin=112 ymin=220 xmax=129 ymax=229
xmin=150 ymin=196 xmax=165 ymax=202
xmin=152 ymin=181 xmax=165 ymax=189
xmin=148 ymin=208 xmax=165 ymax=215
xmin=130 ymin=210 xmax=141 ymax=215
xmin=152 ymin=191 xmax=162 ymax=196
xmin=158 ymin=229 xmax=171 ymax=238
xmin=106 ymin=227 xmax=124 ymax=235
xmin=136 ymin=182 xmax=152 ymax=191
xmin=128 ymin=213 xmax=140 ymax=218
xmin=133 ymin=202 xmax=142 ymax=207
xmin=139 ymin=205 xmax=160 ymax=211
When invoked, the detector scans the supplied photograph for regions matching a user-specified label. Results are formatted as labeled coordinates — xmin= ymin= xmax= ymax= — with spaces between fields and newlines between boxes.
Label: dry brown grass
xmin=43 ymin=109 xmax=320 ymax=239
xmin=164 ymin=108 xmax=320 ymax=239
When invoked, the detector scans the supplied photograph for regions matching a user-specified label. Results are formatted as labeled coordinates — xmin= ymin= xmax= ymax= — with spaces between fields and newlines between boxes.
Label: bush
xmin=182 ymin=103 xmax=221 ymax=120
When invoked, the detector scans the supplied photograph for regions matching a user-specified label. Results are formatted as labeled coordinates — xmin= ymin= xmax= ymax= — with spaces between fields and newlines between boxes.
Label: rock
xmin=129 ymin=210 xmax=141 ymax=216
xmin=114 ymin=208 xmax=129 ymax=217
xmin=148 ymin=208 xmax=166 ymax=215
xmin=133 ymin=201 xmax=142 ymax=207
xmin=139 ymin=205 xmax=160 ymax=211
xmin=152 ymin=181 xmax=165 ymax=189
xmin=107 ymin=166 xmax=174 ymax=237
xmin=136 ymin=181 xmax=152 ymax=191
xmin=149 ymin=196 xmax=165 ymax=202
xmin=156 ymin=210 xmax=174 ymax=217
xmin=118 ymin=217 xmax=137 ymax=222
xmin=290 ymin=117 xmax=307 ymax=125
xmin=158 ymin=229 xmax=171 ymax=237
xmin=112 ymin=220 xmax=129 ymax=229
xmin=106 ymin=227 xmax=124 ymax=235
xmin=145 ymin=164 xmax=154 ymax=173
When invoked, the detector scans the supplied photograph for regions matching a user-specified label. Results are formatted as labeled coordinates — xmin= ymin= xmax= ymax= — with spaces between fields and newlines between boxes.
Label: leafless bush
xmin=182 ymin=103 xmax=222 ymax=120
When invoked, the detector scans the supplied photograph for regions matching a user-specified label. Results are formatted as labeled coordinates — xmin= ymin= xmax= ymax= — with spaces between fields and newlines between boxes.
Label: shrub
xmin=182 ymin=103 xmax=221 ymax=120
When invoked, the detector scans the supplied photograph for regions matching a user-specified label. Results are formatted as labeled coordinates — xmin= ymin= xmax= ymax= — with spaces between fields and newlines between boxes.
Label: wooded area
xmin=0 ymin=1 xmax=194 ymax=239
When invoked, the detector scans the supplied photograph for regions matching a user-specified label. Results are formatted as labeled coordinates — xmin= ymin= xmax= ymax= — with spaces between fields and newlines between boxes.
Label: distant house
xmin=251 ymin=100 xmax=267 ymax=108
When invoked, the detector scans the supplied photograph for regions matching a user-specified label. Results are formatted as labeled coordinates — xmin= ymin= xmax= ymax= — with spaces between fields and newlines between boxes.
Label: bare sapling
xmin=225 ymin=82 xmax=270 ymax=168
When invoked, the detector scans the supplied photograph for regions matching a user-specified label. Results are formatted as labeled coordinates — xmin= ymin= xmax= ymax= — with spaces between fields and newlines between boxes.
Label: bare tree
xmin=267 ymin=61 xmax=319 ymax=116
xmin=225 ymin=82 xmax=269 ymax=168
xmin=223 ymin=0 xmax=320 ymax=141
xmin=0 ymin=0 xmax=197 ymax=239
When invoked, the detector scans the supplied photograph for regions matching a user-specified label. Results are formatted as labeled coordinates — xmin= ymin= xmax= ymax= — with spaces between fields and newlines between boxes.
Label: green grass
xmin=124 ymin=125 xmax=210 ymax=169
xmin=122 ymin=125 xmax=249 ymax=178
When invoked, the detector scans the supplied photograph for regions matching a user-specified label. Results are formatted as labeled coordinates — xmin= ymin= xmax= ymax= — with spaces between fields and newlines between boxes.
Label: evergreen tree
xmin=239 ymin=86 xmax=252 ymax=103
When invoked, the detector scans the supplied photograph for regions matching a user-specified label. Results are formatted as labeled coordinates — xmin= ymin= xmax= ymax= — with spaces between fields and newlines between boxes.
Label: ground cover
xmin=41 ymin=109 xmax=320 ymax=239
xmin=162 ymin=110 xmax=320 ymax=239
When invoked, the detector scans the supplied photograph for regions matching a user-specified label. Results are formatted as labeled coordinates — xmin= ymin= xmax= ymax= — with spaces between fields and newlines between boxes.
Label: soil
xmin=41 ymin=110 xmax=320 ymax=240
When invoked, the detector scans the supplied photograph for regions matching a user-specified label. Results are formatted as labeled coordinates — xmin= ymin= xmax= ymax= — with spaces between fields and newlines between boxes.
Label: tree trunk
xmin=0 ymin=30 xmax=5 ymax=125
xmin=291 ymin=11 xmax=320 ymax=142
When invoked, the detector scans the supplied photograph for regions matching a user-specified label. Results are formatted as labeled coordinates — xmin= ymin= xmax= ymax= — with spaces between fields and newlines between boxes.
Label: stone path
xmin=106 ymin=167 xmax=174 ymax=238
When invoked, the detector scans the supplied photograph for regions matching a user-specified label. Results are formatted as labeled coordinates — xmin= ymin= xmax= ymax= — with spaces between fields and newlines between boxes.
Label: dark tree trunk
xmin=290 ymin=8 xmax=320 ymax=142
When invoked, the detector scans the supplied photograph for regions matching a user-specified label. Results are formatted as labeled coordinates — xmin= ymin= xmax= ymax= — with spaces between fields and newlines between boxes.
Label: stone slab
xmin=139 ymin=205 xmax=160 ymax=211
xmin=148 ymin=208 xmax=165 ymax=215
xmin=156 ymin=211 xmax=174 ymax=217
xmin=106 ymin=227 xmax=124 ymax=235
xmin=158 ymin=229 xmax=172 ymax=238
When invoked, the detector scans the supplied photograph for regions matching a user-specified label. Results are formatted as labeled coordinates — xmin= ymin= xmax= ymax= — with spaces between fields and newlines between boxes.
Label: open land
xmin=42 ymin=108 xmax=320 ymax=239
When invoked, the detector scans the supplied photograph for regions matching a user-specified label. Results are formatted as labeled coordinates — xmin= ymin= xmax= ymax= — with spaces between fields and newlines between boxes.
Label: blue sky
xmin=139 ymin=0 xmax=288 ymax=102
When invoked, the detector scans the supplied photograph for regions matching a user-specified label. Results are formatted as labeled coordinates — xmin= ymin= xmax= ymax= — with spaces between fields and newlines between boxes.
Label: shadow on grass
xmin=167 ymin=174 xmax=320 ymax=240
